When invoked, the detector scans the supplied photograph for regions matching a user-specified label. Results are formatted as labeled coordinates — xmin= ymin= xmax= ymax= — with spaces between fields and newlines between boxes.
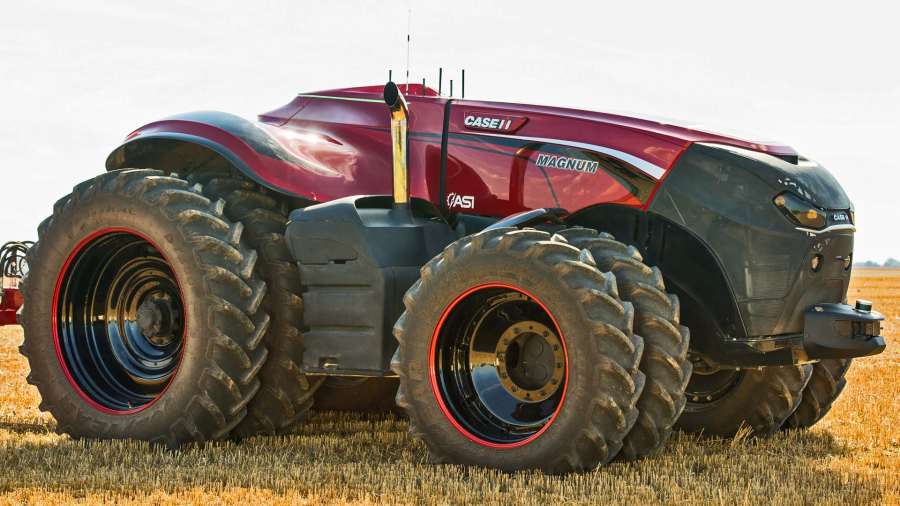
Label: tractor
xmin=13 ymin=81 xmax=885 ymax=472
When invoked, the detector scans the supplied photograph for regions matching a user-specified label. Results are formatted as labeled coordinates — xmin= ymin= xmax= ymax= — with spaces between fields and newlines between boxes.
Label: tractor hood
xmin=695 ymin=142 xmax=851 ymax=210
xmin=277 ymin=85 xmax=800 ymax=164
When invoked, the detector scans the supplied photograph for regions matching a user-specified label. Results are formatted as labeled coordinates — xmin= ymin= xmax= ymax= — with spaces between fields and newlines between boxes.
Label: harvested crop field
xmin=0 ymin=270 xmax=897 ymax=505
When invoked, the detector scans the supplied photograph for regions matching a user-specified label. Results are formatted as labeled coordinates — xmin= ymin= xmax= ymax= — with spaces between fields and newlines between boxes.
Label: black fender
xmin=105 ymin=111 xmax=316 ymax=200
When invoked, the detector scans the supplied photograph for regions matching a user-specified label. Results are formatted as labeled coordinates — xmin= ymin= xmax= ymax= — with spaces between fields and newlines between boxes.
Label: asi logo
xmin=446 ymin=192 xmax=475 ymax=209
xmin=463 ymin=111 xmax=527 ymax=133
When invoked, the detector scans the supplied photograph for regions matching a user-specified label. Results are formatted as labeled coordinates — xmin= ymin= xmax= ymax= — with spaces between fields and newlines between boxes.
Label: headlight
xmin=773 ymin=192 xmax=826 ymax=229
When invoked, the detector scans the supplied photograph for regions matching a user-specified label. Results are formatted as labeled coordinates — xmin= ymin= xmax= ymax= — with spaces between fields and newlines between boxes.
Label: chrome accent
xmin=796 ymin=224 xmax=856 ymax=235
xmin=470 ymin=132 xmax=666 ymax=180
xmin=383 ymin=82 xmax=410 ymax=206
xmin=298 ymin=94 xmax=384 ymax=104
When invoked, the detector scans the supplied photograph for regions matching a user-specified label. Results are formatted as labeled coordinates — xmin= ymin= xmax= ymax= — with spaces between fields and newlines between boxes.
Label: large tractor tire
xmin=677 ymin=364 xmax=812 ymax=437
xmin=185 ymin=169 xmax=323 ymax=436
xmin=20 ymin=170 xmax=268 ymax=447
xmin=553 ymin=227 xmax=691 ymax=460
xmin=314 ymin=378 xmax=398 ymax=412
xmin=392 ymin=228 xmax=645 ymax=473
xmin=783 ymin=358 xmax=852 ymax=429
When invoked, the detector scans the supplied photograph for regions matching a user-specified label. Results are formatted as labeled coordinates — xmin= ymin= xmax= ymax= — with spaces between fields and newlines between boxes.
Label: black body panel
xmin=649 ymin=143 xmax=854 ymax=339
xmin=286 ymin=196 xmax=456 ymax=376
xmin=570 ymin=142 xmax=865 ymax=367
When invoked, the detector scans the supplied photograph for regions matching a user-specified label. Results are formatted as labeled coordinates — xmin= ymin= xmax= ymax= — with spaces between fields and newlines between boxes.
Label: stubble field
xmin=0 ymin=270 xmax=897 ymax=505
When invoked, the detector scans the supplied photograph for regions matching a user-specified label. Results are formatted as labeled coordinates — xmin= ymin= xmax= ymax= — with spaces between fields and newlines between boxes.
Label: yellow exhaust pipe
xmin=383 ymin=82 xmax=409 ymax=206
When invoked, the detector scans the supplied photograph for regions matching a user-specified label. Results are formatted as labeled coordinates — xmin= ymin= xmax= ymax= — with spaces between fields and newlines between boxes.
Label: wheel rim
xmin=684 ymin=367 xmax=744 ymax=408
xmin=430 ymin=283 xmax=568 ymax=447
xmin=54 ymin=229 xmax=185 ymax=414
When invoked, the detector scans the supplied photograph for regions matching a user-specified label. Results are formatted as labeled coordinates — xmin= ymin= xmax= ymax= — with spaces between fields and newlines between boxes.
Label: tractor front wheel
xmin=783 ymin=358 xmax=852 ymax=429
xmin=676 ymin=363 xmax=811 ymax=437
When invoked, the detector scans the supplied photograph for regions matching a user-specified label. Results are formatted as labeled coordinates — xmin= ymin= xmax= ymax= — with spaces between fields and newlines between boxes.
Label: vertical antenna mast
xmin=405 ymin=8 xmax=411 ymax=93
xmin=461 ymin=69 xmax=465 ymax=98
xmin=438 ymin=67 xmax=443 ymax=95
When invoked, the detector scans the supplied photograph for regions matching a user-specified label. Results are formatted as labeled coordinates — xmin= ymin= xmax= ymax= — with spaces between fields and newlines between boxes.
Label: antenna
xmin=388 ymin=69 xmax=392 ymax=82
xmin=461 ymin=69 xmax=465 ymax=98
xmin=405 ymin=8 xmax=411 ymax=93
xmin=422 ymin=77 xmax=426 ymax=93
xmin=450 ymin=79 xmax=454 ymax=97
xmin=438 ymin=67 xmax=443 ymax=95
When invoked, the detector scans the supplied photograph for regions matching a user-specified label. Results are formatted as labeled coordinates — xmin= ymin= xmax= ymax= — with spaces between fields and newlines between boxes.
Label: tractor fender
xmin=105 ymin=111 xmax=369 ymax=201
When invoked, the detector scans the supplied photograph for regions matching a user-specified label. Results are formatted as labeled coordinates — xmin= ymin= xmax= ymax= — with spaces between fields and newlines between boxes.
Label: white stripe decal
xmin=298 ymin=94 xmax=384 ymax=104
xmin=795 ymin=224 xmax=856 ymax=235
xmin=469 ymin=131 xmax=667 ymax=180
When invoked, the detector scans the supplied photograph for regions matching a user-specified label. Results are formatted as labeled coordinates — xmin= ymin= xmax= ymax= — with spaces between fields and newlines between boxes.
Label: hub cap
xmin=55 ymin=230 xmax=185 ymax=413
xmin=432 ymin=285 xmax=568 ymax=446
xmin=495 ymin=321 xmax=564 ymax=403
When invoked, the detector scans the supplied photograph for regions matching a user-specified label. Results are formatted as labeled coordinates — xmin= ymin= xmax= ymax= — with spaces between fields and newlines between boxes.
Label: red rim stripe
xmin=428 ymin=282 xmax=569 ymax=449
xmin=51 ymin=227 xmax=188 ymax=415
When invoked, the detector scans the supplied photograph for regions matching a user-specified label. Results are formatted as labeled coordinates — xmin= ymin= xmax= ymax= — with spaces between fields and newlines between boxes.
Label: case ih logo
xmin=535 ymin=153 xmax=599 ymax=174
xmin=446 ymin=192 xmax=475 ymax=209
xmin=463 ymin=112 xmax=527 ymax=133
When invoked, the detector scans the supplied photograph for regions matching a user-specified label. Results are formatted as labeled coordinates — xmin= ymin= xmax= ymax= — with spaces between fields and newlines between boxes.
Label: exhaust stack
xmin=383 ymin=81 xmax=409 ymax=207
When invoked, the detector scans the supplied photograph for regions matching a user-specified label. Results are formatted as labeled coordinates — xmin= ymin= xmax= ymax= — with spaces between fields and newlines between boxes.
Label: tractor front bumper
xmin=702 ymin=299 xmax=886 ymax=367
xmin=803 ymin=300 xmax=886 ymax=360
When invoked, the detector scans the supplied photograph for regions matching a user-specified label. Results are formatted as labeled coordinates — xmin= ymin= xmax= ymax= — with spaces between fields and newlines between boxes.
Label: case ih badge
xmin=463 ymin=111 xmax=527 ymax=132
xmin=8 ymin=78 xmax=886 ymax=474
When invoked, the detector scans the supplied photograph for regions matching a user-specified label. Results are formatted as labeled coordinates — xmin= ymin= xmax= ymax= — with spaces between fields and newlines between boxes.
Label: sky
xmin=1 ymin=1 xmax=898 ymax=261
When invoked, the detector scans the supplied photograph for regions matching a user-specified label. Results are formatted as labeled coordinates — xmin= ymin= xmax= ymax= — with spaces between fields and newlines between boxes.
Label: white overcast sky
xmin=1 ymin=1 xmax=898 ymax=261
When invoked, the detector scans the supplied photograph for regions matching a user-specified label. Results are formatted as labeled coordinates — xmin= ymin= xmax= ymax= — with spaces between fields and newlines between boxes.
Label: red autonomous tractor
xmin=16 ymin=81 xmax=885 ymax=472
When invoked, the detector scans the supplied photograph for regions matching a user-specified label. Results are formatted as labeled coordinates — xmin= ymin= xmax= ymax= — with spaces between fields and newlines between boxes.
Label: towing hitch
xmin=804 ymin=300 xmax=886 ymax=359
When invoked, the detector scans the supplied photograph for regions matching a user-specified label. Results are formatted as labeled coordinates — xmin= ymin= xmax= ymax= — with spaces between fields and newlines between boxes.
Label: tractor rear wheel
xmin=185 ymin=169 xmax=323 ymax=436
xmin=676 ymin=363 xmax=812 ymax=437
xmin=20 ymin=170 xmax=268 ymax=447
xmin=553 ymin=227 xmax=691 ymax=460
xmin=783 ymin=358 xmax=852 ymax=429
xmin=392 ymin=228 xmax=645 ymax=472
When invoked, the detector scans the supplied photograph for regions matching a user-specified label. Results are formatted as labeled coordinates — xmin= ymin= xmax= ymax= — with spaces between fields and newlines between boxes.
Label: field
xmin=0 ymin=270 xmax=897 ymax=505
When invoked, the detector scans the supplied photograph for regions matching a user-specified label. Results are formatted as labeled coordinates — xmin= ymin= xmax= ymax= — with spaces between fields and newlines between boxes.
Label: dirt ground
xmin=0 ymin=269 xmax=897 ymax=505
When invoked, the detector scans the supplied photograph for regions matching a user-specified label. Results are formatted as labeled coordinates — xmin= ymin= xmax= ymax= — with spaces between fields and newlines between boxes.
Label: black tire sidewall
xmin=678 ymin=365 xmax=807 ymax=436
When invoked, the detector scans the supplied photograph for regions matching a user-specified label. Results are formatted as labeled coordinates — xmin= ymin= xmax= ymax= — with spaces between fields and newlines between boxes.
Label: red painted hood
xmin=447 ymin=99 xmax=798 ymax=158
xmin=284 ymin=85 xmax=797 ymax=159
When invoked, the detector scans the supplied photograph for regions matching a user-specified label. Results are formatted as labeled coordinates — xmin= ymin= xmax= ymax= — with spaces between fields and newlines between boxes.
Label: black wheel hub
xmin=433 ymin=285 xmax=567 ymax=445
xmin=495 ymin=321 xmax=564 ymax=403
xmin=684 ymin=366 xmax=744 ymax=405
xmin=55 ymin=231 xmax=185 ymax=412
xmin=136 ymin=294 xmax=178 ymax=347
